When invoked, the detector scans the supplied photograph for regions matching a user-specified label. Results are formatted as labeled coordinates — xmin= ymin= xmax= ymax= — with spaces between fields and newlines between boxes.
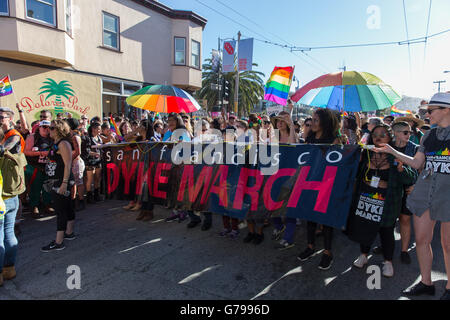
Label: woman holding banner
xmin=374 ymin=92 xmax=450 ymax=300
xmin=347 ymin=123 xmax=417 ymax=277
xmin=297 ymin=108 xmax=341 ymax=270
xmin=271 ymin=112 xmax=299 ymax=250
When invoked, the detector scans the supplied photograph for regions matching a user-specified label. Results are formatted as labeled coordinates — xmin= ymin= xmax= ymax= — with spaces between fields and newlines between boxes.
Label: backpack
xmin=0 ymin=150 xmax=27 ymax=197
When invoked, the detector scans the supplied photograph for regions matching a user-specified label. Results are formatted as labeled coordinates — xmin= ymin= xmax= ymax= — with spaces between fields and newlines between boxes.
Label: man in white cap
xmin=374 ymin=92 xmax=450 ymax=300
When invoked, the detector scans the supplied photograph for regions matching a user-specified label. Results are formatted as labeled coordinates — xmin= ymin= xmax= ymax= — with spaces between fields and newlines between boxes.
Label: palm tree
xmin=198 ymin=58 xmax=265 ymax=117
xmin=39 ymin=78 xmax=75 ymax=114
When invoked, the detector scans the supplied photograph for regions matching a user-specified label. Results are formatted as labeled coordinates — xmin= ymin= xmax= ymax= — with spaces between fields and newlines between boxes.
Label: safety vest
xmin=2 ymin=129 xmax=26 ymax=153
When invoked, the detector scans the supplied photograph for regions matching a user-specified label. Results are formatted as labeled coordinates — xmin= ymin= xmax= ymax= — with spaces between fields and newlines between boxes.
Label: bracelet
xmin=63 ymin=179 xmax=69 ymax=183
xmin=18 ymin=110 xmax=23 ymax=113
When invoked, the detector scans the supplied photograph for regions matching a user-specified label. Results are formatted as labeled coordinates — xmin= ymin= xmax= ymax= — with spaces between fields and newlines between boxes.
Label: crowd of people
xmin=0 ymin=92 xmax=449 ymax=300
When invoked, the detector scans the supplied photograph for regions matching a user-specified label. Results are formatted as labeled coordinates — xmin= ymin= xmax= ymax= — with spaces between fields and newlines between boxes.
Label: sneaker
xmin=318 ymin=253 xmax=333 ymax=270
xmin=243 ymin=232 xmax=255 ymax=243
xmin=253 ymin=233 xmax=264 ymax=245
xmin=440 ymin=289 xmax=450 ymax=300
xmin=201 ymin=222 xmax=211 ymax=231
xmin=165 ymin=211 xmax=180 ymax=222
xmin=402 ymin=281 xmax=435 ymax=296
xmin=353 ymin=254 xmax=368 ymax=268
xmin=372 ymin=246 xmax=382 ymax=254
xmin=64 ymin=232 xmax=76 ymax=241
xmin=271 ymin=225 xmax=286 ymax=241
xmin=187 ymin=220 xmax=201 ymax=229
xmin=275 ymin=239 xmax=295 ymax=250
xmin=178 ymin=211 xmax=188 ymax=223
xmin=400 ymin=251 xmax=411 ymax=264
xmin=382 ymin=261 xmax=394 ymax=277
xmin=219 ymin=229 xmax=232 ymax=237
xmin=228 ymin=230 xmax=239 ymax=239
xmin=41 ymin=241 xmax=65 ymax=252
xmin=297 ymin=247 xmax=315 ymax=261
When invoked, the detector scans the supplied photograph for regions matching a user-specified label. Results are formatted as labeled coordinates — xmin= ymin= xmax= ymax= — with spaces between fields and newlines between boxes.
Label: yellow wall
xmin=0 ymin=61 xmax=102 ymax=123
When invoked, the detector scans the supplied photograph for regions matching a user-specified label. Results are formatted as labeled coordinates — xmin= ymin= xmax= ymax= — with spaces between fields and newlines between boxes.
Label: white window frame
xmin=25 ymin=0 xmax=57 ymax=27
xmin=65 ymin=0 xmax=72 ymax=35
xmin=174 ymin=37 xmax=186 ymax=66
xmin=0 ymin=0 xmax=9 ymax=16
xmin=102 ymin=12 xmax=120 ymax=50
xmin=191 ymin=40 xmax=200 ymax=69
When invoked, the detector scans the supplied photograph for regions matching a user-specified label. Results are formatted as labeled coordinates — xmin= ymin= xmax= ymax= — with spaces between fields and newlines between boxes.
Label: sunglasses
xmin=427 ymin=107 xmax=445 ymax=114
xmin=304 ymin=123 xmax=311 ymax=127
xmin=49 ymin=126 xmax=56 ymax=131
xmin=396 ymin=130 xmax=412 ymax=135
xmin=372 ymin=133 xmax=388 ymax=138
xmin=264 ymin=120 xmax=271 ymax=124
xmin=41 ymin=126 xmax=50 ymax=129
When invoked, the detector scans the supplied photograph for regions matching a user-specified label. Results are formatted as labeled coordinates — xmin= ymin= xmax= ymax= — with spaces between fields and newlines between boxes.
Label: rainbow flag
xmin=264 ymin=66 xmax=294 ymax=106
xmin=0 ymin=76 xmax=13 ymax=97
xmin=391 ymin=106 xmax=412 ymax=116
xmin=109 ymin=115 xmax=124 ymax=141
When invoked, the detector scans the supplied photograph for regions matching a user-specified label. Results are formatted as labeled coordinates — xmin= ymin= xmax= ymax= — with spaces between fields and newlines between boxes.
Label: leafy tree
xmin=197 ymin=58 xmax=265 ymax=117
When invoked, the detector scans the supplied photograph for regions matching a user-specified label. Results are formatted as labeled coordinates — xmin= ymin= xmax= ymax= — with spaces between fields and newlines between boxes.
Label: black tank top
xmin=27 ymin=133 xmax=52 ymax=169
xmin=45 ymin=139 xmax=74 ymax=187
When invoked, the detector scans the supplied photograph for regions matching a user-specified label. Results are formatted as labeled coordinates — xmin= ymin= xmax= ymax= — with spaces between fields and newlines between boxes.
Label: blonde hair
xmin=51 ymin=120 xmax=71 ymax=140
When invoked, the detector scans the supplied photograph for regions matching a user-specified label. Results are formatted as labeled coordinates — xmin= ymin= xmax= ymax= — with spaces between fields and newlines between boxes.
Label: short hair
xmin=391 ymin=121 xmax=411 ymax=131
xmin=368 ymin=117 xmax=383 ymax=126
xmin=235 ymin=120 xmax=249 ymax=130
xmin=65 ymin=118 xmax=79 ymax=131
xmin=101 ymin=123 xmax=110 ymax=130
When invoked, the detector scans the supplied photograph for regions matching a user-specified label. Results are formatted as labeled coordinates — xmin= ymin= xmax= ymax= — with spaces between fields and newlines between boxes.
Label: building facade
xmin=0 ymin=0 xmax=206 ymax=123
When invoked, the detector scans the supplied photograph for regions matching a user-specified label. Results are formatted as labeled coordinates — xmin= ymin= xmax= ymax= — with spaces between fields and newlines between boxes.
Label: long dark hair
xmin=307 ymin=108 xmax=340 ymax=141
xmin=367 ymin=124 xmax=394 ymax=146
xmin=168 ymin=113 xmax=186 ymax=130
xmin=88 ymin=122 xmax=101 ymax=137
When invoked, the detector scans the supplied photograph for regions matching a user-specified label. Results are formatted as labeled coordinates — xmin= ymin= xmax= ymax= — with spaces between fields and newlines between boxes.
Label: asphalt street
xmin=0 ymin=199 xmax=447 ymax=300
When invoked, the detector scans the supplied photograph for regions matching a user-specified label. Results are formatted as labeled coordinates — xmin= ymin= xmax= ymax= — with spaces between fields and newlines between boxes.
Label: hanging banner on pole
xmin=238 ymin=38 xmax=254 ymax=72
xmin=223 ymin=41 xmax=236 ymax=73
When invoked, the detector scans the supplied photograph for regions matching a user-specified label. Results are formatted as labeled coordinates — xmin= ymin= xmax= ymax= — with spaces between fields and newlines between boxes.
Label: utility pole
xmin=434 ymin=80 xmax=446 ymax=92
xmin=217 ymin=37 xmax=222 ymax=111
xmin=234 ymin=31 xmax=241 ymax=116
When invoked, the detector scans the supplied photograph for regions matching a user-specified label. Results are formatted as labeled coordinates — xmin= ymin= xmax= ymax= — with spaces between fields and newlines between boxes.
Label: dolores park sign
xmin=0 ymin=60 xmax=102 ymax=123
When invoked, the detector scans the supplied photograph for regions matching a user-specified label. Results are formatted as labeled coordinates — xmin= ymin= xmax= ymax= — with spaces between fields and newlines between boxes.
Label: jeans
xmin=0 ymin=196 xmax=19 ymax=272
xmin=272 ymin=217 xmax=297 ymax=244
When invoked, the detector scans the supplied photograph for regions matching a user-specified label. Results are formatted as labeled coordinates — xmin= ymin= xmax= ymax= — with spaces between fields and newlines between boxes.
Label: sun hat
xmin=393 ymin=114 xmax=424 ymax=127
xmin=420 ymin=92 xmax=450 ymax=109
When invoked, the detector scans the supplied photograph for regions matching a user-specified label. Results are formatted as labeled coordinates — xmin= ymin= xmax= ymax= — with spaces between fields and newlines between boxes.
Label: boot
xmin=2 ymin=266 xmax=16 ymax=280
xmin=94 ymin=189 xmax=102 ymax=202
xmin=78 ymin=198 xmax=86 ymax=211
xmin=87 ymin=191 xmax=95 ymax=204
xmin=136 ymin=210 xmax=146 ymax=221
xmin=141 ymin=210 xmax=154 ymax=222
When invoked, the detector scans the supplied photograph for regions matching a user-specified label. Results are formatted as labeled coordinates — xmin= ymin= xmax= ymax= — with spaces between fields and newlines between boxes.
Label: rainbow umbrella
xmin=291 ymin=71 xmax=402 ymax=112
xmin=126 ymin=85 xmax=201 ymax=113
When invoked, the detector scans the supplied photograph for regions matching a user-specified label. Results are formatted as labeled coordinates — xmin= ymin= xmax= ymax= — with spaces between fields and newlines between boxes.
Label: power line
xmin=403 ymin=0 xmax=412 ymax=77
xmin=194 ymin=0 xmax=327 ymax=75
xmin=423 ymin=0 xmax=433 ymax=67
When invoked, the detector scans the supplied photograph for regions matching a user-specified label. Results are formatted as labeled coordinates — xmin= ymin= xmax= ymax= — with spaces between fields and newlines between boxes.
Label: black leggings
xmin=53 ymin=192 xmax=75 ymax=231
xmin=360 ymin=226 xmax=395 ymax=261
xmin=307 ymin=221 xmax=333 ymax=251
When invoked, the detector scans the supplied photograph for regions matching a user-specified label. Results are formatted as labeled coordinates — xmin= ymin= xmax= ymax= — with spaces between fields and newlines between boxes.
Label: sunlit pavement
xmin=0 ymin=200 xmax=446 ymax=300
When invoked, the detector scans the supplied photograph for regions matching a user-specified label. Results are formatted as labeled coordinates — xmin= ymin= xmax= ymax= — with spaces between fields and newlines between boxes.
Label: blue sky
xmin=162 ymin=0 xmax=450 ymax=100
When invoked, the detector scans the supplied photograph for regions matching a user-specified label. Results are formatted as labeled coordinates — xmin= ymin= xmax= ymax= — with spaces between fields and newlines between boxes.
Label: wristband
xmin=18 ymin=110 xmax=24 ymax=113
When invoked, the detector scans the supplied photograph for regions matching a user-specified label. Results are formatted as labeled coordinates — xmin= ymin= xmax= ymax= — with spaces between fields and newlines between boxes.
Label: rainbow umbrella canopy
xmin=291 ymin=71 xmax=402 ymax=112
xmin=125 ymin=85 xmax=201 ymax=113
